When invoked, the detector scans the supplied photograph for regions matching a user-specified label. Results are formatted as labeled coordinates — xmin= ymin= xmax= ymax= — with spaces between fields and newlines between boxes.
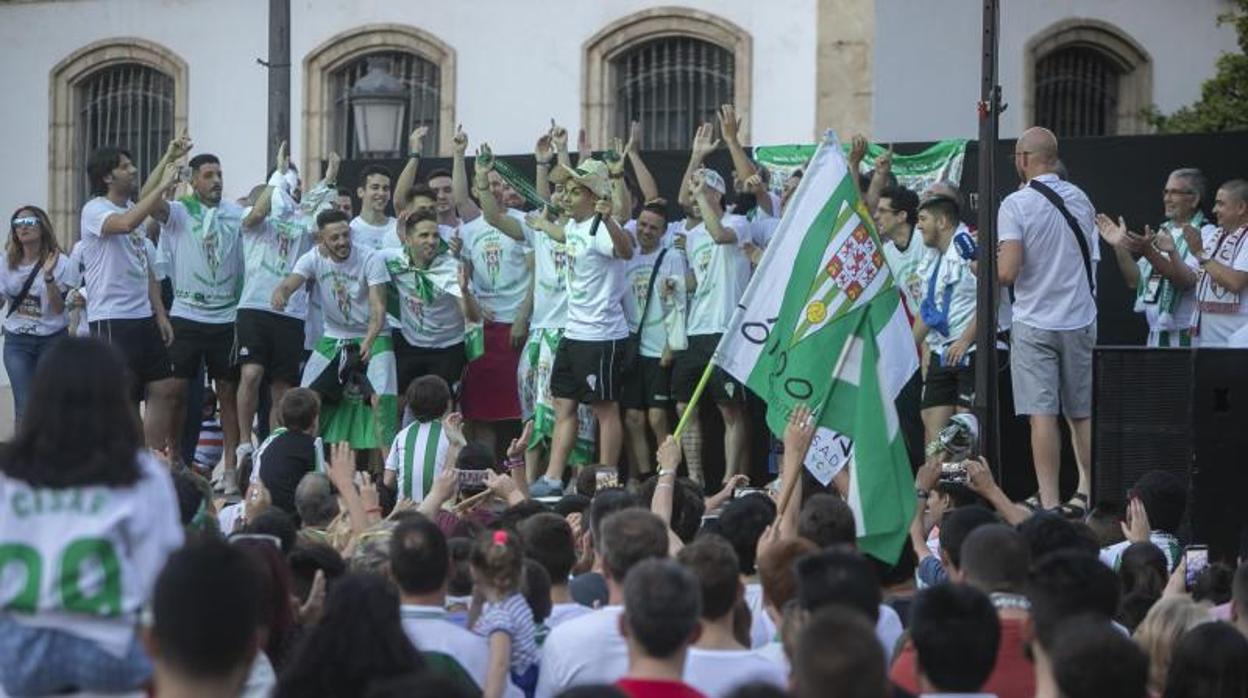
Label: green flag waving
xmin=716 ymin=131 xmax=920 ymax=563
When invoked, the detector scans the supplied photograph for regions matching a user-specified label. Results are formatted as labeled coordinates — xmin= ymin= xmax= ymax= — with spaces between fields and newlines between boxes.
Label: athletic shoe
xmin=529 ymin=476 xmax=564 ymax=498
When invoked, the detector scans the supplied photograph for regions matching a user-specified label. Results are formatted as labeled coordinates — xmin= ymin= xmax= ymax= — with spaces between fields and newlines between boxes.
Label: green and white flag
xmin=716 ymin=132 xmax=920 ymax=564
xmin=754 ymin=139 xmax=968 ymax=199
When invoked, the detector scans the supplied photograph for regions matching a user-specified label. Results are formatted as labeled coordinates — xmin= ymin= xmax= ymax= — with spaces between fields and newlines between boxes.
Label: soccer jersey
xmin=158 ymin=197 xmax=245 ymax=323
xmin=917 ymin=241 xmax=978 ymax=352
xmin=883 ymin=229 xmax=935 ymax=320
xmin=351 ymin=215 xmax=398 ymax=252
xmin=564 ymin=215 xmax=629 ymax=341
xmin=685 ymin=215 xmax=751 ymax=336
xmin=384 ymin=419 xmax=450 ymax=502
xmin=525 ymin=224 xmax=570 ymax=330
xmin=291 ymin=245 xmax=389 ymax=339
xmin=382 ymin=249 xmax=464 ymax=348
xmin=78 ymin=197 xmax=154 ymax=322
xmin=460 ymin=210 xmax=531 ymax=323
xmin=0 ymin=451 xmax=183 ymax=657
xmin=238 ymin=182 xmax=334 ymax=320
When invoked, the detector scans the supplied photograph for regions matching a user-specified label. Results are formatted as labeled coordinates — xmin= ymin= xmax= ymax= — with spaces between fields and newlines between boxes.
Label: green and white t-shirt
xmin=460 ymin=210 xmax=531 ymax=324
xmin=351 ymin=215 xmax=398 ymax=252
xmin=917 ymin=241 xmax=978 ymax=354
xmin=78 ymin=197 xmax=154 ymax=322
xmin=382 ymin=249 xmax=464 ymax=348
xmin=883 ymin=230 xmax=936 ymax=320
xmin=158 ymin=197 xmax=245 ymax=324
xmin=623 ymin=247 xmax=686 ymax=358
xmin=385 ymin=420 xmax=450 ymax=502
xmin=525 ymin=224 xmax=569 ymax=331
xmin=0 ymin=450 xmax=183 ymax=657
xmin=291 ymin=245 xmax=390 ymax=339
xmin=564 ymin=216 xmax=629 ymax=342
xmin=239 ymin=183 xmax=334 ymax=319
xmin=686 ymin=214 xmax=751 ymax=337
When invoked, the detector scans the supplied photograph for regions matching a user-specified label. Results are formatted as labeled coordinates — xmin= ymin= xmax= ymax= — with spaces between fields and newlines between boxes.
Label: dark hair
xmin=677 ymin=536 xmax=742 ymax=621
xmin=521 ymin=558 xmax=553 ymax=624
xmin=1192 ymin=562 xmax=1235 ymax=606
xmin=409 ymin=184 xmax=437 ymax=202
xmin=918 ymin=194 xmax=960 ymax=227
xmin=495 ymin=500 xmax=549 ymax=532
xmin=793 ymin=606 xmax=886 ymax=698
xmin=798 ymin=493 xmax=855 ymax=549
xmin=1026 ymin=550 xmax=1121 ymax=650
xmin=910 ymin=584 xmax=1000 ymax=692
xmin=8 ymin=205 xmax=61 ymax=271
xmin=364 ymin=673 xmax=474 ymax=698
xmin=599 ymin=509 xmax=669 ymax=583
xmin=1130 ymin=470 xmax=1187 ymax=535
xmin=455 ymin=442 xmax=494 ymax=498
xmin=153 ymin=541 xmax=262 ymax=679
xmin=87 ymin=146 xmax=132 ymax=196
xmin=939 ymin=506 xmax=998 ymax=570
xmin=1051 ymin=615 xmax=1150 ymax=698
xmin=933 ymin=481 xmax=983 ymax=509
xmin=639 ymin=201 xmax=669 ymax=222
xmin=358 ymin=164 xmax=394 ymax=189
xmin=336 ymin=187 xmax=354 ymax=199
xmin=471 ymin=529 xmax=525 ymax=595
xmin=406 ymin=375 xmax=451 ymax=422
xmin=623 ymin=559 xmax=702 ymax=659
xmin=640 ymin=475 xmax=705 ymax=544
xmin=275 ymin=573 xmax=423 ymax=698
xmin=554 ymin=685 xmax=629 ymax=698
xmin=1163 ymin=621 xmax=1248 ymax=698
xmin=188 ymin=153 xmax=220 ymax=172
xmin=758 ymin=537 xmax=819 ymax=611
xmin=447 ymin=537 xmax=475 ymax=596
xmin=279 ymin=387 xmax=320 ymax=432
xmin=173 ymin=469 xmax=210 ymax=526
xmin=1017 ymin=511 xmax=1100 ymax=561
xmin=959 ymin=523 xmax=1029 ymax=593
xmin=402 ymin=208 xmax=439 ymax=232
xmin=425 ymin=169 xmax=452 ymax=182
xmin=589 ymin=488 xmax=639 ymax=545
xmin=1086 ymin=500 xmax=1126 ymax=548
xmin=233 ymin=539 xmax=298 ymax=669
xmin=316 ymin=208 xmax=350 ymax=230
xmin=1117 ymin=542 xmax=1168 ymax=632
xmin=243 ymin=509 xmax=298 ymax=554
xmin=0 ymin=338 xmax=140 ymax=487
xmin=879 ymin=184 xmax=919 ymax=227
xmin=723 ymin=684 xmax=790 ymax=698
xmin=553 ymin=494 xmax=592 ymax=518
xmin=390 ymin=515 xmax=449 ymax=595
xmin=519 ymin=512 xmax=577 ymax=583
xmin=796 ymin=547 xmax=881 ymax=622
xmin=288 ymin=542 xmax=347 ymax=603
xmin=1234 ymin=562 xmax=1248 ymax=619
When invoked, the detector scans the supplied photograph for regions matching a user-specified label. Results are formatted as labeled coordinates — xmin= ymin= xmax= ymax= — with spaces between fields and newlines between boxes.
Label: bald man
xmin=997 ymin=127 xmax=1099 ymax=515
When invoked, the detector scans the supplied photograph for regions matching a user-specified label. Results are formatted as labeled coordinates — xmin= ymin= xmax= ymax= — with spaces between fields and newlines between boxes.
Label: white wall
xmin=0 ymin=0 xmax=817 ymax=217
xmin=870 ymin=0 xmax=1239 ymax=142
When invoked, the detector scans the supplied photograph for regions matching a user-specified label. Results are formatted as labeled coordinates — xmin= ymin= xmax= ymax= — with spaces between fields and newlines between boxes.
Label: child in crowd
xmin=193 ymin=386 xmax=224 ymax=477
xmin=252 ymin=388 xmax=324 ymax=519
xmin=385 ymin=375 xmax=454 ymax=503
xmin=471 ymin=529 xmax=540 ymax=698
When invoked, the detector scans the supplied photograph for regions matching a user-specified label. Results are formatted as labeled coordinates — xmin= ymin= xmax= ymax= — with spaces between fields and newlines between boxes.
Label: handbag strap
xmin=637 ymin=247 xmax=670 ymax=332
xmin=1027 ymin=179 xmax=1095 ymax=295
xmin=6 ymin=262 xmax=44 ymax=318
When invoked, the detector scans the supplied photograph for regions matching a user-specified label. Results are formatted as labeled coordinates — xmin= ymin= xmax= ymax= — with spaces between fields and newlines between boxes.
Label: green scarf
xmin=1136 ymin=211 xmax=1204 ymax=320
xmin=385 ymin=243 xmax=454 ymax=320
xmin=493 ymin=159 xmax=561 ymax=215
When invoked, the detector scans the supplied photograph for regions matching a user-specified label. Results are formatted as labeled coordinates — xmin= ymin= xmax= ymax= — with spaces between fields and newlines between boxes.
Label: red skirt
xmin=460 ymin=321 xmax=522 ymax=421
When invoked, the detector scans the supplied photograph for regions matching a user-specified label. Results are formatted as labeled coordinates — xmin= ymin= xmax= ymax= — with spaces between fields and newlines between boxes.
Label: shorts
xmin=169 ymin=317 xmax=239 ymax=380
xmin=90 ymin=316 xmax=173 ymax=397
xmin=234 ymin=308 xmax=305 ymax=385
xmin=621 ymin=355 xmax=674 ymax=410
xmin=921 ymin=351 xmax=975 ymax=409
xmin=550 ymin=337 xmax=629 ymax=403
xmin=1010 ymin=320 xmax=1095 ymax=418
xmin=393 ymin=330 xmax=467 ymax=397
xmin=671 ymin=333 xmax=745 ymax=404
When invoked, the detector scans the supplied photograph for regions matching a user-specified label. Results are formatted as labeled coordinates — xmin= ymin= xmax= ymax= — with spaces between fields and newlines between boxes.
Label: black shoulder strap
xmin=6 ymin=263 xmax=44 ymax=318
xmin=1028 ymin=179 xmax=1095 ymax=295
xmin=638 ymin=247 xmax=670 ymax=331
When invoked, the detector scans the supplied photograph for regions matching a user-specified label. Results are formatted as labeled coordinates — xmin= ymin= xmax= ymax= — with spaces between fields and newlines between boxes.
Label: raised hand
xmin=408 ymin=125 xmax=429 ymax=154
xmin=167 ymin=129 xmax=193 ymax=161
xmin=691 ymin=123 xmax=720 ymax=162
xmin=475 ymin=143 xmax=496 ymax=172
xmin=158 ymin=162 xmax=181 ymax=191
xmin=1182 ymin=224 xmax=1205 ymax=257
xmin=626 ymin=121 xmax=642 ymax=155
xmin=550 ymin=119 xmax=569 ymax=152
xmin=243 ymin=479 xmax=272 ymax=524
xmin=577 ymin=127 xmax=592 ymax=160
xmin=442 ymin=411 xmax=467 ymax=447
xmin=744 ymin=173 xmax=765 ymax=193
xmin=718 ymin=104 xmax=742 ymax=144
xmin=40 ymin=251 xmax=58 ymax=277
xmin=593 ymin=198 xmax=614 ymax=218
xmin=507 ymin=421 xmax=534 ymax=460
xmin=606 ymin=137 xmax=626 ymax=175
xmin=426 ymin=465 xmax=458 ymax=505
xmin=656 ymin=434 xmax=682 ymax=472
xmin=535 ymin=133 xmax=554 ymax=165
xmin=965 ymin=456 xmax=997 ymax=494
xmin=848 ymin=135 xmax=869 ymax=169
xmin=1122 ymin=497 xmax=1152 ymax=543
xmin=452 ymin=125 xmax=469 ymax=156
xmin=328 ymin=442 xmax=356 ymax=490
xmin=874 ymin=145 xmax=894 ymax=176
xmin=783 ymin=403 xmax=817 ymax=459
xmin=325 ymin=151 xmax=341 ymax=185
xmin=275 ymin=140 xmax=289 ymax=174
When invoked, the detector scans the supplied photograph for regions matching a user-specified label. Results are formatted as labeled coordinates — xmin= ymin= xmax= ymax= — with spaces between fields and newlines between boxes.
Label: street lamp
xmin=349 ymin=57 xmax=408 ymax=157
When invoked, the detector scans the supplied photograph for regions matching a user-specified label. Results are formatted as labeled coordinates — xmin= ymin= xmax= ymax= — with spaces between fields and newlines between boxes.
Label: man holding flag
xmin=713 ymin=131 xmax=919 ymax=563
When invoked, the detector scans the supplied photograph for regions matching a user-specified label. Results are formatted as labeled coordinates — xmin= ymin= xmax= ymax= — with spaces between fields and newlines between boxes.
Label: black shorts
xmin=621 ymin=356 xmax=674 ymax=410
xmin=393 ymin=330 xmax=467 ymax=397
xmin=90 ymin=316 xmax=174 ymax=398
xmin=921 ymin=351 xmax=975 ymax=409
xmin=234 ymin=309 xmax=305 ymax=385
xmin=550 ymin=337 xmax=629 ymax=403
xmin=671 ymin=333 xmax=745 ymax=404
xmin=169 ymin=317 xmax=238 ymax=381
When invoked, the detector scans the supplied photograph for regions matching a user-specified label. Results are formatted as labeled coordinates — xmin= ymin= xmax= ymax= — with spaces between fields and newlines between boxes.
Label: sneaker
xmin=221 ymin=469 xmax=240 ymax=498
xmin=236 ymin=442 xmax=256 ymax=466
xmin=529 ymin=476 xmax=564 ymax=498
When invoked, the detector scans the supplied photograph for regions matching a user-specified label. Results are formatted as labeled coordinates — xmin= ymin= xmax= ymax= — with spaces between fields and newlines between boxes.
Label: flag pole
xmin=673 ymin=361 xmax=716 ymax=439
xmin=973 ymin=0 xmax=1003 ymax=474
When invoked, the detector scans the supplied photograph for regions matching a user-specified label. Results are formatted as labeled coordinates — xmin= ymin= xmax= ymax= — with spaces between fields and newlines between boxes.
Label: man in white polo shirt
xmin=998 ymin=127 xmax=1099 ymax=516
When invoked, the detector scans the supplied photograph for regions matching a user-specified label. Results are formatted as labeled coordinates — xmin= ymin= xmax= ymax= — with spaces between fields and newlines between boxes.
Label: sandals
xmin=1054 ymin=492 xmax=1090 ymax=519
xmin=1020 ymin=494 xmax=1042 ymax=512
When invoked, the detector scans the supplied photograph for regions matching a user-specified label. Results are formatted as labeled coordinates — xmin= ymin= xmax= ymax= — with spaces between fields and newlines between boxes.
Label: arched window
xmin=304 ymin=25 xmax=455 ymax=179
xmin=584 ymin=8 xmax=752 ymax=149
xmin=49 ymin=39 xmax=187 ymax=244
xmin=1026 ymin=20 xmax=1152 ymax=137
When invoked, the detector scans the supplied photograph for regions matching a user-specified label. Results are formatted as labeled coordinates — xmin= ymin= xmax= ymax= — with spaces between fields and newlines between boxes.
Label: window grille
xmin=331 ymin=51 xmax=441 ymax=159
xmin=76 ymin=64 xmax=175 ymax=205
xmin=1034 ymin=46 xmax=1120 ymax=137
xmin=613 ymin=37 xmax=734 ymax=150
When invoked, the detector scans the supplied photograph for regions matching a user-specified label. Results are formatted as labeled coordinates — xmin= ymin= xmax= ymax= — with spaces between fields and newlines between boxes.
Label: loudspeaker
xmin=1191 ymin=350 xmax=1248 ymax=563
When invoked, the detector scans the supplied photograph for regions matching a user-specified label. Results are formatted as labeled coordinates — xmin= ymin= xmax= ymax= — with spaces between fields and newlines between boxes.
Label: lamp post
xmin=349 ymin=57 xmax=408 ymax=158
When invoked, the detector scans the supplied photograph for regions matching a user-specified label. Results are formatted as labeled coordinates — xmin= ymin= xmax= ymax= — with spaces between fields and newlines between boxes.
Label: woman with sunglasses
xmin=3 ymin=206 xmax=71 ymax=421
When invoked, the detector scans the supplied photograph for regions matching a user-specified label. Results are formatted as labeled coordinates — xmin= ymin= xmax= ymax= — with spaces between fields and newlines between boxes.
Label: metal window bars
xmin=613 ymin=37 xmax=734 ymax=150
xmin=332 ymin=51 xmax=441 ymax=159
xmin=76 ymin=64 xmax=175 ymax=207
xmin=1034 ymin=46 xmax=1121 ymax=138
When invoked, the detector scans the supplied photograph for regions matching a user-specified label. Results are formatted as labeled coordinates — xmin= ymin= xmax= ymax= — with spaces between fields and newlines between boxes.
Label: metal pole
xmin=266 ymin=0 xmax=291 ymax=173
xmin=974 ymin=0 xmax=1003 ymax=473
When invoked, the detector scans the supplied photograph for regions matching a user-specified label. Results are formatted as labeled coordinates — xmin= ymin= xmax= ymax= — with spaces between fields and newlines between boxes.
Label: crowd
xmin=0 ymin=103 xmax=1246 ymax=697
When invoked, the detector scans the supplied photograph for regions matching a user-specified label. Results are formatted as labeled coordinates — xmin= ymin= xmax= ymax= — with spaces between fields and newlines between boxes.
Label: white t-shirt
xmin=525 ymin=225 xmax=570 ymax=331
xmin=744 ymin=582 xmax=777 ymax=649
xmin=1193 ymin=225 xmax=1248 ymax=347
xmin=460 ymin=210 xmax=531 ymax=324
xmin=683 ymin=648 xmax=788 ymax=697
xmin=384 ymin=419 xmax=450 ymax=502
xmin=547 ymin=601 xmax=593 ymax=629
xmin=883 ymin=229 xmax=936 ymax=320
xmin=535 ymin=605 xmax=627 ymax=695
xmin=291 ymin=245 xmax=389 ymax=339
xmin=381 ymin=250 xmax=464 ymax=348
xmin=686 ymin=215 xmax=751 ymax=336
xmin=401 ymin=604 xmax=523 ymax=698
xmin=564 ymin=215 xmax=629 ymax=342
xmin=917 ymin=241 xmax=978 ymax=353
xmin=0 ymin=451 xmax=184 ymax=657
xmin=79 ymin=197 xmax=154 ymax=322
xmin=624 ymin=246 xmax=686 ymax=358
xmin=877 ymin=603 xmax=904 ymax=663
xmin=351 ymin=215 xmax=398 ymax=252
xmin=239 ymin=183 xmax=329 ymax=320
xmin=997 ymin=173 xmax=1100 ymax=330
xmin=158 ymin=198 xmax=245 ymax=323
xmin=1 ymin=255 xmax=72 ymax=336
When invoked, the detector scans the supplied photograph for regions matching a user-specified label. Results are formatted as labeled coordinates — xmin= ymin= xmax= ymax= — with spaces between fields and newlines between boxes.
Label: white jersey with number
xmin=292 ymin=245 xmax=389 ymax=339
xmin=0 ymin=451 xmax=184 ymax=657
xmin=686 ymin=215 xmax=751 ymax=337
xmin=525 ymin=225 xmax=569 ymax=330
xmin=564 ymin=215 xmax=629 ymax=342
